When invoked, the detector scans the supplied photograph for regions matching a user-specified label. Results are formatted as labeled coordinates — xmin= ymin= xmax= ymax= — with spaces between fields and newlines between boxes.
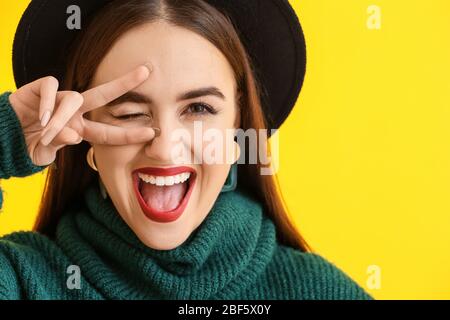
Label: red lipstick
xmin=132 ymin=166 xmax=196 ymax=223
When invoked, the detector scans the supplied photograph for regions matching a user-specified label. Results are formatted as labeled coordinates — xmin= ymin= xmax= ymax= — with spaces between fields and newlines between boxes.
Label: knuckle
xmin=117 ymin=80 xmax=128 ymax=92
xmin=100 ymin=130 xmax=108 ymax=145
xmin=44 ymin=76 xmax=59 ymax=87
xmin=97 ymin=89 xmax=109 ymax=105
xmin=68 ymin=91 xmax=83 ymax=103
xmin=65 ymin=92 xmax=84 ymax=110
xmin=75 ymin=92 xmax=84 ymax=104
xmin=49 ymin=124 xmax=62 ymax=135
xmin=124 ymin=130 xmax=132 ymax=144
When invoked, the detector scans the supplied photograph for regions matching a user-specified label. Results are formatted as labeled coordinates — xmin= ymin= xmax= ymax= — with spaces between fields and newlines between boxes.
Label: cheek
xmin=189 ymin=114 xmax=237 ymax=165
xmin=94 ymin=145 xmax=140 ymax=171
xmin=198 ymin=163 xmax=230 ymax=197
xmin=94 ymin=145 xmax=141 ymax=211
xmin=195 ymin=128 xmax=236 ymax=165
xmin=203 ymin=163 xmax=230 ymax=177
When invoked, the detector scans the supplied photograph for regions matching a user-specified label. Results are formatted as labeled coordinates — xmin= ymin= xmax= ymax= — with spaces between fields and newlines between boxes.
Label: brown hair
xmin=34 ymin=0 xmax=312 ymax=252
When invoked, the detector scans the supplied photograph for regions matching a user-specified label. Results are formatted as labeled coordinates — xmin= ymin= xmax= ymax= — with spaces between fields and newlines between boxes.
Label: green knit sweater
xmin=0 ymin=91 xmax=373 ymax=300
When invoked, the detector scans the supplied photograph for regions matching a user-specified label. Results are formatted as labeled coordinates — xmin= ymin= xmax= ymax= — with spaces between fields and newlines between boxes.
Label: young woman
xmin=0 ymin=0 xmax=373 ymax=299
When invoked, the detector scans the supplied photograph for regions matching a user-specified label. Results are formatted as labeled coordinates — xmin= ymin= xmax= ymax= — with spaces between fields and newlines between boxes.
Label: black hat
xmin=12 ymin=0 xmax=306 ymax=135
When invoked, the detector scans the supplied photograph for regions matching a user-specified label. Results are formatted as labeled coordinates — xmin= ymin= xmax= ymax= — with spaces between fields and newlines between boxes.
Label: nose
xmin=144 ymin=119 xmax=193 ymax=165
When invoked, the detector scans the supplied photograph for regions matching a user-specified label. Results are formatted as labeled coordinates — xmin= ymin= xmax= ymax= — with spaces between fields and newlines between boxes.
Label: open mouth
xmin=132 ymin=166 xmax=196 ymax=223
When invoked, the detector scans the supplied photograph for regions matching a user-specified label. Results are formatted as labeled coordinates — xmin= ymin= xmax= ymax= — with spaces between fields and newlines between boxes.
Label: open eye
xmin=184 ymin=103 xmax=218 ymax=116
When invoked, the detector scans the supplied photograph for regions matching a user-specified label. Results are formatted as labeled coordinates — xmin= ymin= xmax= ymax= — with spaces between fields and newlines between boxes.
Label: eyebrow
xmin=105 ymin=86 xmax=226 ymax=107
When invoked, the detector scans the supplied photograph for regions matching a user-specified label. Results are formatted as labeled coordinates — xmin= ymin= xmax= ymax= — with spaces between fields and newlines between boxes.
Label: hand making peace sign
xmin=8 ymin=64 xmax=157 ymax=166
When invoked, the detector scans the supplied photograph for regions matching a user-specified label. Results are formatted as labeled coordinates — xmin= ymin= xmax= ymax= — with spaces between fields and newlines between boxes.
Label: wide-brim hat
xmin=12 ymin=0 xmax=306 ymax=135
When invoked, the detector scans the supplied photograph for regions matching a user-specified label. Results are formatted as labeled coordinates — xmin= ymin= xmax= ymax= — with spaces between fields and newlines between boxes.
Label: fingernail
xmin=143 ymin=62 xmax=153 ymax=73
xmin=152 ymin=127 xmax=161 ymax=137
xmin=41 ymin=110 xmax=51 ymax=127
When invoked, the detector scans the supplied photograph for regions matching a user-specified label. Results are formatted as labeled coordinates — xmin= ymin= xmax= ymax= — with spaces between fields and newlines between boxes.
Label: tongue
xmin=140 ymin=181 xmax=187 ymax=212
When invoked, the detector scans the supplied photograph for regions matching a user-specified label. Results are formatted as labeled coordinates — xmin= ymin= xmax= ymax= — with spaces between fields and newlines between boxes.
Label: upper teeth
xmin=138 ymin=172 xmax=191 ymax=186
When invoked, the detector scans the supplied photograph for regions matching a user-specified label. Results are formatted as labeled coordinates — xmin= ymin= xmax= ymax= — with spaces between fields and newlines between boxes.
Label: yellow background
xmin=1 ymin=0 xmax=450 ymax=299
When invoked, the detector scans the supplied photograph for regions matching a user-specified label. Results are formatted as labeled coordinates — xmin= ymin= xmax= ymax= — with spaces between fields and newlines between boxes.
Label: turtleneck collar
xmin=55 ymin=182 xmax=277 ymax=299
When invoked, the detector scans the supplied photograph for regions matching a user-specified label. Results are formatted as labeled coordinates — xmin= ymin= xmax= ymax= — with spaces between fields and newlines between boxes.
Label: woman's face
xmin=87 ymin=21 xmax=240 ymax=250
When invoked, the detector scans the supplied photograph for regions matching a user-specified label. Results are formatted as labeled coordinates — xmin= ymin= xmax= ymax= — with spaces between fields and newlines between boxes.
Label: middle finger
xmin=82 ymin=118 xmax=157 ymax=145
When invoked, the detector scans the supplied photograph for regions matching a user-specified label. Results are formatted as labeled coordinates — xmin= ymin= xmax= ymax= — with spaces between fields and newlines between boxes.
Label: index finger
xmin=80 ymin=63 xmax=152 ymax=113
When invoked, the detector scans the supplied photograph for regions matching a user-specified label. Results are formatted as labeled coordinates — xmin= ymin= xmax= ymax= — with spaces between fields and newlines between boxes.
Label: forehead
xmin=91 ymin=21 xmax=236 ymax=95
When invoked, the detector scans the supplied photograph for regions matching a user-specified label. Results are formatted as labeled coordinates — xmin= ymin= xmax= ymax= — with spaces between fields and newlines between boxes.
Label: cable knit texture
xmin=0 ymin=92 xmax=373 ymax=300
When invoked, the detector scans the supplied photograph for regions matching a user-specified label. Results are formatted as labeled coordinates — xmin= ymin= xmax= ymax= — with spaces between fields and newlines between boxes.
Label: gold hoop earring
xmin=86 ymin=147 xmax=98 ymax=171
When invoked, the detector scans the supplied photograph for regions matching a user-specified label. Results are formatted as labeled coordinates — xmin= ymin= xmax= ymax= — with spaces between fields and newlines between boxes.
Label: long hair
xmin=34 ymin=0 xmax=312 ymax=252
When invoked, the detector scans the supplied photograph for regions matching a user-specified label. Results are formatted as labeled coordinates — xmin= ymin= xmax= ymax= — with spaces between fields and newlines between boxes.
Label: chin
xmin=135 ymin=228 xmax=192 ymax=251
